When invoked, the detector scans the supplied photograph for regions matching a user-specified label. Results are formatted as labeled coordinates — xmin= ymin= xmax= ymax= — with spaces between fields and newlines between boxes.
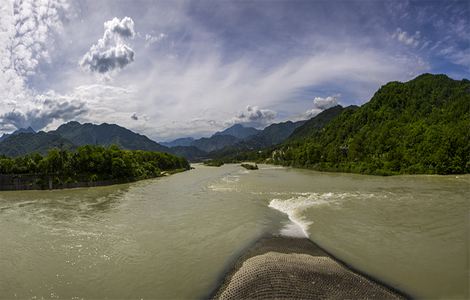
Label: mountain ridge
xmin=271 ymin=73 xmax=470 ymax=174
xmin=0 ymin=122 xmax=170 ymax=157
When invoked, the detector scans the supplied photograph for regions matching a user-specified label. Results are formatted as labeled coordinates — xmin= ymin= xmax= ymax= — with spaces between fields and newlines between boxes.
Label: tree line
xmin=0 ymin=145 xmax=190 ymax=182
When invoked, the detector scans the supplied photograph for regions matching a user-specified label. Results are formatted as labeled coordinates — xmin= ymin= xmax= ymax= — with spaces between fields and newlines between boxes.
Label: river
xmin=0 ymin=164 xmax=468 ymax=299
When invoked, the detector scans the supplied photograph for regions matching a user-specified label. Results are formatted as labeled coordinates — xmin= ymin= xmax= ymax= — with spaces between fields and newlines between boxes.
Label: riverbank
xmin=211 ymin=236 xmax=407 ymax=299
xmin=0 ymin=168 xmax=188 ymax=191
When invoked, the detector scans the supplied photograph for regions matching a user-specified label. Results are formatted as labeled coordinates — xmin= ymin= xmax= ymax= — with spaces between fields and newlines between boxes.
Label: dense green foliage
xmin=273 ymin=74 xmax=470 ymax=175
xmin=0 ymin=145 xmax=189 ymax=183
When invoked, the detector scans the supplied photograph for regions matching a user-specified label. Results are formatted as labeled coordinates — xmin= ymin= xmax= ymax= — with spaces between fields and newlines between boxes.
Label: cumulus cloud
xmin=0 ymin=0 xmax=68 ymax=105
xmin=304 ymin=94 xmax=340 ymax=119
xmin=392 ymin=28 xmax=420 ymax=47
xmin=80 ymin=17 xmax=136 ymax=73
xmin=0 ymin=92 xmax=88 ymax=130
xmin=0 ymin=0 xmax=83 ymax=133
xmin=230 ymin=105 xmax=277 ymax=127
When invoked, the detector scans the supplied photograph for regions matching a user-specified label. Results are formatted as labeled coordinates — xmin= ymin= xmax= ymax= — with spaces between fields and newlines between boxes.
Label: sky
xmin=0 ymin=0 xmax=469 ymax=141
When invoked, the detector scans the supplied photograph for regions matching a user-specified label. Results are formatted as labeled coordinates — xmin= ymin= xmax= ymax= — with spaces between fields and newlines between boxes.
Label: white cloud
xmin=0 ymin=0 xmax=67 ymax=100
xmin=114 ymin=46 xmax=428 ymax=140
xmin=0 ymin=90 xmax=88 ymax=130
xmin=392 ymin=28 xmax=420 ymax=47
xmin=144 ymin=33 xmax=167 ymax=47
xmin=304 ymin=94 xmax=340 ymax=119
xmin=230 ymin=105 xmax=277 ymax=127
xmin=80 ymin=17 xmax=136 ymax=73
xmin=313 ymin=95 xmax=339 ymax=110
xmin=0 ymin=0 xmax=71 ymax=131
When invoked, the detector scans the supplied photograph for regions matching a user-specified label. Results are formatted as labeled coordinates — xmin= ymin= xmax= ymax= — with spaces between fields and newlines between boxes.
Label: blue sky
xmin=0 ymin=0 xmax=469 ymax=141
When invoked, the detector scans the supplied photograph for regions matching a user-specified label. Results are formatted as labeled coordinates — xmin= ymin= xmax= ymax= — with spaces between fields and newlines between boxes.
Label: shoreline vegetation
xmin=203 ymin=160 xmax=225 ymax=167
xmin=0 ymin=145 xmax=190 ymax=191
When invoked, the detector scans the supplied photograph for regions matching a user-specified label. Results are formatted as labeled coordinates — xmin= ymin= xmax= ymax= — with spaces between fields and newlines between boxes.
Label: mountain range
xmin=0 ymin=126 xmax=36 ymax=143
xmin=0 ymin=118 xmax=309 ymax=160
xmin=0 ymin=122 xmax=170 ymax=157
xmin=161 ymin=120 xmax=309 ymax=158
xmin=1 ymin=73 xmax=468 ymax=175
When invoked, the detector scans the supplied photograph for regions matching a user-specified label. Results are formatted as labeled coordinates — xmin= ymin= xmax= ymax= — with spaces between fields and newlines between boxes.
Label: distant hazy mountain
xmin=190 ymin=134 xmax=240 ymax=153
xmin=170 ymin=146 xmax=207 ymax=161
xmin=174 ymin=124 xmax=259 ymax=154
xmin=0 ymin=121 xmax=171 ymax=157
xmin=0 ymin=126 xmax=36 ymax=143
xmin=207 ymin=119 xmax=307 ymax=158
xmin=213 ymin=124 xmax=260 ymax=139
xmin=161 ymin=137 xmax=195 ymax=148
xmin=53 ymin=121 xmax=169 ymax=152
xmin=0 ymin=132 xmax=75 ymax=157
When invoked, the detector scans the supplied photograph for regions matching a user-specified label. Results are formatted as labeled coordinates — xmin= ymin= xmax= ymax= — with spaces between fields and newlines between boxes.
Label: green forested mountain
xmin=161 ymin=137 xmax=195 ymax=148
xmin=54 ymin=121 xmax=169 ymax=152
xmin=213 ymin=124 xmax=260 ymax=139
xmin=170 ymin=146 xmax=207 ymax=161
xmin=167 ymin=122 xmax=303 ymax=159
xmin=0 ymin=126 xmax=36 ymax=143
xmin=288 ymin=105 xmax=352 ymax=140
xmin=0 ymin=122 xmax=171 ymax=158
xmin=247 ymin=120 xmax=306 ymax=147
xmin=208 ymin=119 xmax=307 ymax=158
xmin=0 ymin=132 xmax=75 ymax=157
xmin=190 ymin=134 xmax=240 ymax=153
xmin=272 ymin=74 xmax=470 ymax=175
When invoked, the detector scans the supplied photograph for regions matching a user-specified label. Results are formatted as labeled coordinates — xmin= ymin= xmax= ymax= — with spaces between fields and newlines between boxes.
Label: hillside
xmin=170 ymin=146 xmax=207 ymax=161
xmin=272 ymin=74 xmax=470 ymax=175
xmin=161 ymin=137 xmax=195 ymax=148
xmin=213 ymin=124 xmax=260 ymax=139
xmin=0 ymin=122 xmax=173 ymax=158
xmin=165 ymin=122 xmax=301 ymax=158
xmin=288 ymin=106 xmax=352 ymax=140
xmin=54 ymin=121 xmax=169 ymax=153
xmin=247 ymin=120 xmax=306 ymax=147
xmin=0 ymin=127 xmax=36 ymax=143
xmin=208 ymin=119 xmax=307 ymax=158
xmin=190 ymin=134 xmax=239 ymax=153
xmin=0 ymin=132 xmax=75 ymax=157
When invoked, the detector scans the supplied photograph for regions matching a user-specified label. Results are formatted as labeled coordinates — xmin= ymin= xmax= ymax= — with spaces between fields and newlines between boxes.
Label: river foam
xmin=269 ymin=192 xmax=365 ymax=238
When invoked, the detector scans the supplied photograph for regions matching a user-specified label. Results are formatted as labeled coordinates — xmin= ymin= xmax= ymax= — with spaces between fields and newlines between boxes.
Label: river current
xmin=0 ymin=164 xmax=468 ymax=299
